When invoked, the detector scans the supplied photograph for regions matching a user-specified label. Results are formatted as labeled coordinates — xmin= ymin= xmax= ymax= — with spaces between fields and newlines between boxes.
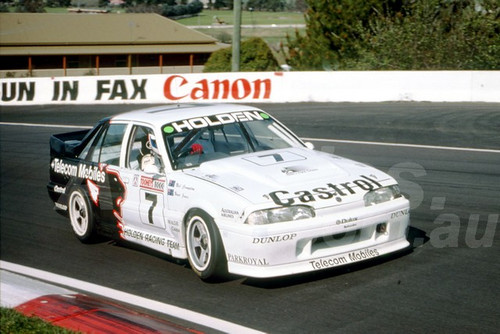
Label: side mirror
xmin=304 ymin=142 xmax=315 ymax=150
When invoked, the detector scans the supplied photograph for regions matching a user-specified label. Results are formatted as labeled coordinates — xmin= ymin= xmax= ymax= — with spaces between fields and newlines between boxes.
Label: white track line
xmin=0 ymin=261 xmax=264 ymax=334
xmin=0 ymin=122 xmax=92 ymax=129
xmin=1 ymin=122 xmax=498 ymax=153
xmin=303 ymin=137 xmax=500 ymax=154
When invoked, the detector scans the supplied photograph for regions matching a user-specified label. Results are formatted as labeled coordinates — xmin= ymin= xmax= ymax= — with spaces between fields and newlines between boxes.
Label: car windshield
xmin=162 ymin=111 xmax=304 ymax=170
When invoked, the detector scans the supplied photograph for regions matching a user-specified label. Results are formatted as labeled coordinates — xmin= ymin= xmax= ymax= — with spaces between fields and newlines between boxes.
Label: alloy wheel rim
xmin=71 ymin=194 xmax=88 ymax=236
xmin=188 ymin=219 xmax=211 ymax=270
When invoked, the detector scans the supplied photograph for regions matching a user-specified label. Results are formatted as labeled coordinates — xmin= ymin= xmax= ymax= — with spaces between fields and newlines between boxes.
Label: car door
xmin=118 ymin=124 xmax=172 ymax=243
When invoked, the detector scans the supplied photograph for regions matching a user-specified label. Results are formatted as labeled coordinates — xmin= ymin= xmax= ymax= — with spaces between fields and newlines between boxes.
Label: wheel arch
xmin=67 ymin=181 xmax=100 ymax=220
xmin=182 ymin=206 xmax=217 ymax=244
xmin=183 ymin=207 xmax=229 ymax=280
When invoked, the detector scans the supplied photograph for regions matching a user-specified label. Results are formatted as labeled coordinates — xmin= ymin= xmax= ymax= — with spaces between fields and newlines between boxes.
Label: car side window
xmin=127 ymin=125 xmax=161 ymax=172
xmin=89 ymin=124 xmax=126 ymax=165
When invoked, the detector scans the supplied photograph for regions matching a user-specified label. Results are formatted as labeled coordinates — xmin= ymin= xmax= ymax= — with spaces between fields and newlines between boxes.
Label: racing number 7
xmin=145 ymin=192 xmax=157 ymax=225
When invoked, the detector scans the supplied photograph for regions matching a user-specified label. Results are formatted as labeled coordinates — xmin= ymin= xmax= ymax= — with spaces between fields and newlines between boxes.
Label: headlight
xmin=364 ymin=185 xmax=402 ymax=206
xmin=245 ymin=205 xmax=315 ymax=225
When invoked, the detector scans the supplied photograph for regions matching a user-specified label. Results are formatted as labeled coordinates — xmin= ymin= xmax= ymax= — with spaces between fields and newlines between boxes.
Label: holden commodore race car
xmin=48 ymin=104 xmax=410 ymax=280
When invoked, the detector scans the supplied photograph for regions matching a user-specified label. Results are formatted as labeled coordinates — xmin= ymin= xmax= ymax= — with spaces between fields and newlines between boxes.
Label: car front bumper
xmin=218 ymin=197 xmax=410 ymax=278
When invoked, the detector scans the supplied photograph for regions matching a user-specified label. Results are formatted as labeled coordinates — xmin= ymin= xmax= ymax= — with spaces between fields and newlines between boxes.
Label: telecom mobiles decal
xmin=52 ymin=159 xmax=128 ymax=236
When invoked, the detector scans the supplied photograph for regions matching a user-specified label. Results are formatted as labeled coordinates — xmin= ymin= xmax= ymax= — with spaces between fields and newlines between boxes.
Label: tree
xmin=204 ymin=37 xmax=280 ymax=72
xmin=214 ymin=0 xmax=228 ymax=9
xmin=283 ymin=0 xmax=499 ymax=70
xmin=292 ymin=0 xmax=308 ymax=12
xmin=16 ymin=0 xmax=46 ymax=12
xmin=187 ymin=0 xmax=203 ymax=14
xmin=246 ymin=0 xmax=285 ymax=12
xmin=163 ymin=0 xmax=203 ymax=17
xmin=99 ymin=0 xmax=110 ymax=7
xmin=47 ymin=0 xmax=72 ymax=7
xmin=283 ymin=0 xmax=400 ymax=70
xmin=0 ymin=0 xmax=9 ymax=12
xmin=346 ymin=0 xmax=500 ymax=70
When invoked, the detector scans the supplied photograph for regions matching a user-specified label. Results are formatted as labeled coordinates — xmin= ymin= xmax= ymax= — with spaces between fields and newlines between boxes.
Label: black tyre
xmin=68 ymin=187 xmax=97 ymax=243
xmin=185 ymin=210 xmax=227 ymax=280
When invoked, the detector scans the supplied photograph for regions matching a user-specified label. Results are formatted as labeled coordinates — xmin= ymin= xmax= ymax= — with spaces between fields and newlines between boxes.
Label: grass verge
xmin=177 ymin=9 xmax=305 ymax=26
xmin=0 ymin=307 xmax=76 ymax=333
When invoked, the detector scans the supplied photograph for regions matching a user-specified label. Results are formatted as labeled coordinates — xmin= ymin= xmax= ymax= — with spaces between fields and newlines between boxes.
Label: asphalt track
xmin=1 ymin=102 xmax=499 ymax=333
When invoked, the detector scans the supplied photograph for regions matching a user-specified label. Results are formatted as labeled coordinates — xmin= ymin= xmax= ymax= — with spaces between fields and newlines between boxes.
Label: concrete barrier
xmin=1 ymin=71 xmax=499 ymax=106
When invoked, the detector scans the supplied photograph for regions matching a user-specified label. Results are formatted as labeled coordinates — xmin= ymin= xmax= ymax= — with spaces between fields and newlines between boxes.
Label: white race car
xmin=48 ymin=104 xmax=410 ymax=280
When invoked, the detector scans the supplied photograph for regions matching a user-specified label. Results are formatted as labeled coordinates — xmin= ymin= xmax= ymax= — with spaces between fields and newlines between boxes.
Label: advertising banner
xmin=1 ymin=71 xmax=499 ymax=106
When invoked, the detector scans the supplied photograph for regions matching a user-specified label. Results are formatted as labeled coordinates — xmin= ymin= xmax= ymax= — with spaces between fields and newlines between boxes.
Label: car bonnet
xmin=183 ymin=147 xmax=393 ymax=208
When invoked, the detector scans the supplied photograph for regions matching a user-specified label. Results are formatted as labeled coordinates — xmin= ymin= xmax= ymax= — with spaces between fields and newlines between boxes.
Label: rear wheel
xmin=185 ymin=210 xmax=226 ymax=280
xmin=68 ymin=187 xmax=97 ymax=243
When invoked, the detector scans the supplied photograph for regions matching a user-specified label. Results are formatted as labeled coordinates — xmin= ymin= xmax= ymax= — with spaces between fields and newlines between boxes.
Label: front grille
xmin=311 ymin=227 xmax=372 ymax=253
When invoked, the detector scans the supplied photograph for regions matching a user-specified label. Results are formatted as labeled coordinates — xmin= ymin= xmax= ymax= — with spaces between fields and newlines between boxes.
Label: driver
xmin=139 ymin=136 xmax=156 ymax=171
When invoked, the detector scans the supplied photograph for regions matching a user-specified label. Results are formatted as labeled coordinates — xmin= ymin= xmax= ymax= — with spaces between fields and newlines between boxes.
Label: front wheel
xmin=68 ymin=187 xmax=97 ymax=243
xmin=185 ymin=210 xmax=226 ymax=280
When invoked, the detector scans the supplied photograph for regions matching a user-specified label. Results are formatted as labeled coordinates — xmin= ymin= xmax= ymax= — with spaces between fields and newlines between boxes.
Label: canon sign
xmin=163 ymin=75 xmax=272 ymax=101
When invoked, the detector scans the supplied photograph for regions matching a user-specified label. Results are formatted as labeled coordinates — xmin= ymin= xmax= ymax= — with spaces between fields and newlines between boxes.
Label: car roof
xmin=111 ymin=104 xmax=264 ymax=126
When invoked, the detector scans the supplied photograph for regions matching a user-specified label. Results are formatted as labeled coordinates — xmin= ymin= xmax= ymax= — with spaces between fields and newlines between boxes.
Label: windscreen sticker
xmin=163 ymin=111 xmax=269 ymax=134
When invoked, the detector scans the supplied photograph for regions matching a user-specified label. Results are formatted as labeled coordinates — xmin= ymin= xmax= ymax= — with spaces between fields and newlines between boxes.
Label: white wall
xmin=1 ymin=71 xmax=499 ymax=106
